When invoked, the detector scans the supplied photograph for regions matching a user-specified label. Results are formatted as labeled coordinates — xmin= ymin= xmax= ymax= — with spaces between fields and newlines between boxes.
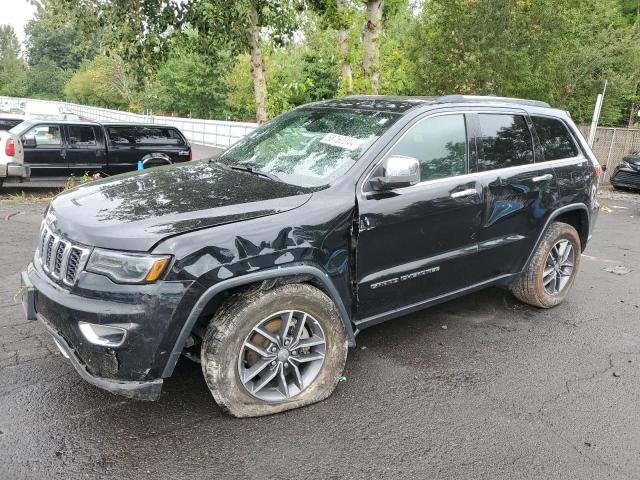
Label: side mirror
xmin=370 ymin=155 xmax=421 ymax=191
xmin=22 ymin=136 xmax=36 ymax=148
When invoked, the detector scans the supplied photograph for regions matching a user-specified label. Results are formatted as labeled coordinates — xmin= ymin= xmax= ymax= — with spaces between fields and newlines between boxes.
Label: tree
xmin=307 ymin=0 xmax=356 ymax=94
xmin=185 ymin=0 xmax=301 ymax=123
xmin=0 ymin=25 xmax=27 ymax=96
xmin=25 ymin=0 xmax=98 ymax=71
xmin=362 ymin=0 xmax=384 ymax=94
xmin=64 ymin=55 xmax=133 ymax=108
xmin=409 ymin=0 xmax=640 ymax=124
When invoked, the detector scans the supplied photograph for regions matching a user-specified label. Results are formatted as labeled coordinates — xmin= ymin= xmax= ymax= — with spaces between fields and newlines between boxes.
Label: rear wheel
xmin=201 ymin=283 xmax=348 ymax=417
xmin=511 ymin=222 xmax=581 ymax=308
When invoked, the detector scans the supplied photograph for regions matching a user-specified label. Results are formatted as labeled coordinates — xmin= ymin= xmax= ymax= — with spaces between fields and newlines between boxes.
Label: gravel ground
xmin=0 ymin=184 xmax=639 ymax=479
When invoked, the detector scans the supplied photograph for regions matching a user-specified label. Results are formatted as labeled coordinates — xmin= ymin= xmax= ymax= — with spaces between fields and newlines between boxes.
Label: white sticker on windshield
xmin=320 ymin=133 xmax=364 ymax=151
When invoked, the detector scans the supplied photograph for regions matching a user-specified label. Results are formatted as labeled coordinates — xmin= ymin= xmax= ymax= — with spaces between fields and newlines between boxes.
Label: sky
xmin=3 ymin=0 xmax=37 ymax=48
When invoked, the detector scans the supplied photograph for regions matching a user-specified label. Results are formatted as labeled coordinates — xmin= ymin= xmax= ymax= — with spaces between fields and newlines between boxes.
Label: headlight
xmin=86 ymin=249 xmax=171 ymax=284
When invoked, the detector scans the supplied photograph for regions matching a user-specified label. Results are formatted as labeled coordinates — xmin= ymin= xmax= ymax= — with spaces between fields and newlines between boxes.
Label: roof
xmin=100 ymin=122 xmax=180 ymax=129
xmin=313 ymin=95 xmax=551 ymax=113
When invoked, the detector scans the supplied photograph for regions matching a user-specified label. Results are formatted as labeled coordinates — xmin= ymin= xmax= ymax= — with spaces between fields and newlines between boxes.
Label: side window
xmin=532 ymin=116 xmax=579 ymax=160
xmin=25 ymin=125 xmax=62 ymax=146
xmin=108 ymin=127 xmax=135 ymax=145
xmin=477 ymin=114 xmax=533 ymax=171
xmin=67 ymin=125 xmax=97 ymax=146
xmin=134 ymin=127 xmax=185 ymax=146
xmin=385 ymin=114 xmax=468 ymax=182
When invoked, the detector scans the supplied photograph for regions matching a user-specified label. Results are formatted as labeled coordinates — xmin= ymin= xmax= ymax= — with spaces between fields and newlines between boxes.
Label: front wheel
xmin=511 ymin=222 xmax=581 ymax=308
xmin=201 ymin=283 xmax=348 ymax=417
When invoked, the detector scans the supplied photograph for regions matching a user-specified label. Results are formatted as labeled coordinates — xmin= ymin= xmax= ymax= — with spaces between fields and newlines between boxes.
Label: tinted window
xmin=532 ymin=116 xmax=578 ymax=160
xmin=25 ymin=125 xmax=62 ymax=146
xmin=108 ymin=126 xmax=185 ymax=146
xmin=478 ymin=114 xmax=533 ymax=171
xmin=0 ymin=119 xmax=22 ymax=131
xmin=385 ymin=114 xmax=468 ymax=182
xmin=67 ymin=125 xmax=97 ymax=146
xmin=108 ymin=126 xmax=135 ymax=145
xmin=135 ymin=127 xmax=185 ymax=145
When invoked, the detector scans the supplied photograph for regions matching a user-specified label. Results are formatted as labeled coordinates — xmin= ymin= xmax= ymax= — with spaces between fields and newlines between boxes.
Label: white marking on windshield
xmin=320 ymin=133 xmax=364 ymax=151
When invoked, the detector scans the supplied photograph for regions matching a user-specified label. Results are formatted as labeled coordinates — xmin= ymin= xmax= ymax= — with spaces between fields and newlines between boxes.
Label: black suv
xmin=21 ymin=96 xmax=600 ymax=417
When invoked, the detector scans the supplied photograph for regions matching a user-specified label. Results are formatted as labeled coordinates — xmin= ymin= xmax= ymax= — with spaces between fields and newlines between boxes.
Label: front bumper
xmin=610 ymin=167 xmax=640 ymax=190
xmin=21 ymin=262 xmax=200 ymax=400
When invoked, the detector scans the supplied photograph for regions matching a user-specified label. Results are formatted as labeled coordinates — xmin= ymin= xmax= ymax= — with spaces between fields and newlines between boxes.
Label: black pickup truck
xmin=0 ymin=120 xmax=191 ymax=184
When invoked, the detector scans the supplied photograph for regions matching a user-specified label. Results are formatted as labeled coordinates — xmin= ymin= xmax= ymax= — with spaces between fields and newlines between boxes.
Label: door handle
xmin=60 ymin=150 xmax=66 ymax=159
xmin=532 ymin=173 xmax=553 ymax=183
xmin=450 ymin=188 xmax=477 ymax=199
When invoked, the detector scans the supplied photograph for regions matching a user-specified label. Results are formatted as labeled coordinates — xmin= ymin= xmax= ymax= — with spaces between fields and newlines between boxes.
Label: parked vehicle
xmin=610 ymin=152 xmax=640 ymax=190
xmin=0 ymin=121 xmax=191 ymax=186
xmin=20 ymin=95 xmax=600 ymax=417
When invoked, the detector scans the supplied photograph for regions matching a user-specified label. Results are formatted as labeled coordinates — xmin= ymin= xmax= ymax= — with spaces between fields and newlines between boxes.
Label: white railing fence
xmin=0 ymin=96 xmax=257 ymax=149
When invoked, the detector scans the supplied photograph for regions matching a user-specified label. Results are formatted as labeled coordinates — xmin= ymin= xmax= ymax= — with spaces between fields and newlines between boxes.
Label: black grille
xmin=45 ymin=236 xmax=55 ymax=266
xmin=66 ymin=248 xmax=83 ymax=283
xmin=53 ymin=242 xmax=66 ymax=276
xmin=38 ymin=227 xmax=89 ymax=286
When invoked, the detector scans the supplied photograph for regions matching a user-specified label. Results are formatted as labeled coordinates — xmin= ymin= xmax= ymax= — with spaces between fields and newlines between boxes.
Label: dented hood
xmin=48 ymin=161 xmax=314 ymax=251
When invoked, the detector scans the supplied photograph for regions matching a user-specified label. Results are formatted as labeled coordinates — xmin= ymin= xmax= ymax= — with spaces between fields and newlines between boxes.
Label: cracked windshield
xmin=217 ymin=108 xmax=400 ymax=187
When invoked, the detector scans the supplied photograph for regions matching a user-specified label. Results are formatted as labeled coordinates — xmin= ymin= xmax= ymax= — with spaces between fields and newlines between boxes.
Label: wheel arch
xmin=141 ymin=153 xmax=172 ymax=166
xmin=523 ymin=203 xmax=590 ymax=270
xmin=161 ymin=265 xmax=356 ymax=378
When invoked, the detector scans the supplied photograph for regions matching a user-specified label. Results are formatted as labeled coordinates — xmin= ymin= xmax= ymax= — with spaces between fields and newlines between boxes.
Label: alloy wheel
xmin=237 ymin=310 xmax=326 ymax=402
xmin=543 ymin=239 xmax=575 ymax=295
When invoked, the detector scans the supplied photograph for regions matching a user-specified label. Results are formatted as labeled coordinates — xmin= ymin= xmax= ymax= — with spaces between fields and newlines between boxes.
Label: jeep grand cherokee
xmin=21 ymin=95 xmax=600 ymax=417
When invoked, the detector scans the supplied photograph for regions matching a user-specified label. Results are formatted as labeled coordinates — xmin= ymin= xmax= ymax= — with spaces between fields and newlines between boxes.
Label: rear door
xmin=21 ymin=123 xmax=68 ymax=178
xmin=356 ymin=112 xmax=484 ymax=321
xmin=473 ymin=112 xmax=557 ymax=278
xmin=65 ymin=124 xmax=107 ymax=177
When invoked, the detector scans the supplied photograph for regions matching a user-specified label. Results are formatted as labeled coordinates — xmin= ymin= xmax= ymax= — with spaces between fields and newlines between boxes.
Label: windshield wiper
xmin=229 ymin=165 xmax=282 ymax=182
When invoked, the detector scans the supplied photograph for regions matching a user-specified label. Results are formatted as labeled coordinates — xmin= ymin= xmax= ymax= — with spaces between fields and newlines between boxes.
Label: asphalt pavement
xmin=1 ymin=185 xmax=639 ymax=479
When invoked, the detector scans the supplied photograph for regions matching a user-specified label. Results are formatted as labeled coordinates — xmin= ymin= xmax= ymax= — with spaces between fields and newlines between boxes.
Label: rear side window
xmin=135 ymin=127 xmax=185 ymax=146
xmin=477 ymin=114 xmax=533 ymax=172
xmin=107 ymin=126 xmax=184 ymax=146
xmin=67 ymin=125 xmax=97 ymax=146
xmin=532 ymin=116 xmax=579 ymax=160
xmin=385 ymin=114 xmax=468 ymax=182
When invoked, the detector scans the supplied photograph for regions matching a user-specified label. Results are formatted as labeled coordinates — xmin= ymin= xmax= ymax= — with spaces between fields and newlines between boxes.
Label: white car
xmin=0 ymin=124 xmax=29 ymax=188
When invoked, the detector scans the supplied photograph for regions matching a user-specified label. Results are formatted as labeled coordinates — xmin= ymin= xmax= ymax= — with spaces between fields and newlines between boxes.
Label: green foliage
xmin=24 ymin=59 xmax=70 ymax=100
xmin=64 ymin=55 xmax=131 ymax=108
xmin=0 ymin=25 xmax=27 ymax=96
xmin=9 ymin=0 xmax=640 ymax=126
xmin=409 ymin=0 xmax=640 ymax=124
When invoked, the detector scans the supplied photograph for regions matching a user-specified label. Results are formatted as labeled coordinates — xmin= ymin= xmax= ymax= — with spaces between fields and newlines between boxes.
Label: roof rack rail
xmin=437 ymin=95 xmax=551 ymax=108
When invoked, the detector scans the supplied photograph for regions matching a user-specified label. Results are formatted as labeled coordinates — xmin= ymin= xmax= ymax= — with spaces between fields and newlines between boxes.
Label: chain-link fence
xmin=577 ymin=125 xmax=640 ymax=183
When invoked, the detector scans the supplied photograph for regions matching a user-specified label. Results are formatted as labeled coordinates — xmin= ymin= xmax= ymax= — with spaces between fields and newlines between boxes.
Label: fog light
xmin=78 ymin=322 xmax=127 ymax=347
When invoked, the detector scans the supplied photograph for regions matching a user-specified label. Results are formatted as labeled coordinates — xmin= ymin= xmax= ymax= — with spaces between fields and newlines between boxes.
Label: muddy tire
xmin=201 ymin=283 xmax=348 ymax=418
xmin=511 ymin=222 xmax=581 ymax=308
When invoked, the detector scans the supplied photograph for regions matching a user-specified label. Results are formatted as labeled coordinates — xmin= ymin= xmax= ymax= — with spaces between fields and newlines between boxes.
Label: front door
xmin=356 ymin=113 xmax=483 ymax=321
xmin=21 ymin=124 xmax=67 ymax=178
xmin=65 ymin=124 xmax=107 ymax=177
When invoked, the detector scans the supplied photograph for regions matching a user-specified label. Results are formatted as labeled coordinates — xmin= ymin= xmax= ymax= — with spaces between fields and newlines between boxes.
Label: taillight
xmin=5 ymin=138 xmax=15 ymax=157
xmin=189 ymin=149 xmax=193 ymax=161
xmin=594 ymin=164 xmax=603 ymax=178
